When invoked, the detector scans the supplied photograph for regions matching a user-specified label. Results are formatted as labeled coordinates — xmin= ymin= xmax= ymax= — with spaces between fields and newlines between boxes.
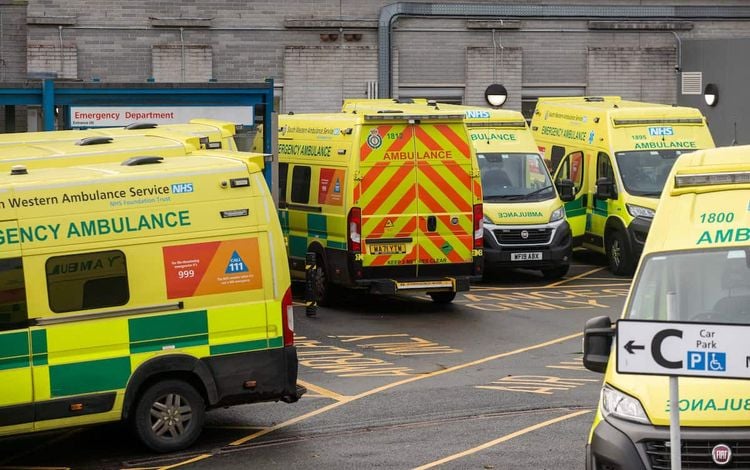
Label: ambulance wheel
xmin=313 ymin=259 xmax=336 ymax=307
xmin=606 ymin=230 xmax=635 ymax=276
xmin=429 ymin=291 xmax=456 ymax=304
xmin=132 ymin=379 xmax=205 ymax=453
xmin=541 ymin=264 xmax=569 ymax=280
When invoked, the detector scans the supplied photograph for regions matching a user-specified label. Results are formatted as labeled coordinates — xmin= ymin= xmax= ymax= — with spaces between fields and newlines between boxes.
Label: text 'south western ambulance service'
xmin=531 ymin=96 xmax=714 ymax=275
xmin=276 ymin=101 xmax=484 ymax=305
xmin=0 ymin=153 xmax=302 ymax=452
xmin=582 ymin=145 xmax=750 ymax=469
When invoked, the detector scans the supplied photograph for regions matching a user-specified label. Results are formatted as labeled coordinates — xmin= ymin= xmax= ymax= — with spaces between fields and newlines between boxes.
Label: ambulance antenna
xmin=732 ymin=122 xmax=737 ymax=146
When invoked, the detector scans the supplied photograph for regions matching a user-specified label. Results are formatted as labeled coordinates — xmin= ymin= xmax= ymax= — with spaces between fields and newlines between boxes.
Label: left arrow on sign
xmin=624 ymin=340 xmax=645 ymax=355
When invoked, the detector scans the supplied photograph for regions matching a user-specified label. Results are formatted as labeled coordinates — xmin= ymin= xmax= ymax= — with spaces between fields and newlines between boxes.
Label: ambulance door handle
xmin=427 ymin=216 xmax=437 ymax=232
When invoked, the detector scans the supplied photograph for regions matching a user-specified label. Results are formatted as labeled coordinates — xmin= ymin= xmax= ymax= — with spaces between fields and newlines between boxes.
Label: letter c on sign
xmin=651 ymin=329 xmax=683 ymax=369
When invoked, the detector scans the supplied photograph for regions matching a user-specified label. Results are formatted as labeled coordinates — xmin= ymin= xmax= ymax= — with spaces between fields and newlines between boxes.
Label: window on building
xmin=46 ymin=250 xmax=129 ymax=313
xmin=0 ymin=258 xmax=28 ymax=330
xmin=291 ymin=166 xmax=311 ymax=204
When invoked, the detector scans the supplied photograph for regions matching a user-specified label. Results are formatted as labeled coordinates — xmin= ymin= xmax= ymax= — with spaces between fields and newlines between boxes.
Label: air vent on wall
xmin=681 ymin=72 xmax=702 ymax=95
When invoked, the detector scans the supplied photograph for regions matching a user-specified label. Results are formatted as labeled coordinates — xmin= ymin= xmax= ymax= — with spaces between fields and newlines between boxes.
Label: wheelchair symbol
xmin=708 ymin=352 xmax=726 ymax=371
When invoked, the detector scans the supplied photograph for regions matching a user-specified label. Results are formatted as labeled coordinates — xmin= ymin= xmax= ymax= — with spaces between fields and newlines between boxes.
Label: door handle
xmin=427 ymin=216 xmax=437 ymax=232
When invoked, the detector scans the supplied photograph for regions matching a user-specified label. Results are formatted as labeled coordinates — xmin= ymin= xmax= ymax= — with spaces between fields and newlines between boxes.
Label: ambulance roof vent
xmin=10 ymin=165 xmax=27 ymax=175
xmin=125 ymin=122 xmax=158 ymax=130
xmin=584 ymin=97 xmax=605 ymax=102
xmin=377 ymin=109 xmax=404 ymax=113
xmin=76 ymin=136 xmax=114 ymax=146
xmin=122 ymin=156 xmax=164 ymax=166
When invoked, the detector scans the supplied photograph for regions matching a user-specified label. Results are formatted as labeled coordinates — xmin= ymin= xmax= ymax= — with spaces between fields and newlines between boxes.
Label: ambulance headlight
xmin=483 ymin=215 xmax=493 ymax=225
xmin=601 ymin=385 xmax=650 ymax=424
xmin=626 ymin=204 xmax=655 ymax=219
xmin=549 ymin=207 xmax=565 ymax=223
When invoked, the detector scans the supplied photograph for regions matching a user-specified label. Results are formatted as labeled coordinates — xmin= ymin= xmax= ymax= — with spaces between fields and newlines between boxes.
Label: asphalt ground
xmin=0 ymin=251 xmax=631 ymax=470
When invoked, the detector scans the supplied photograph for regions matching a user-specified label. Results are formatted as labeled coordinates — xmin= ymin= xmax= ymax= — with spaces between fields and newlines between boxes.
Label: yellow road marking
xmin=229 ymin=331 xmax=583 ymax=446
xmin=156 ymin=454 xmax=212 ymax=470
xmin=297 ymin=379 xmax=352 ymax=402
xmin=466 ymin=282 xmax=629 ymax=292
xmin=412 ymin=409 xmax=592 ymax=470
xmin=545 ymin=267 xmax=607 ymax=287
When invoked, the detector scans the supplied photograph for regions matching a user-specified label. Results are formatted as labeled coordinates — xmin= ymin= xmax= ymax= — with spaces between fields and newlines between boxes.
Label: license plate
xmin=511 ymin=252 xmax=542 ymax=261
xmin=369 ymin=243 xmax=407 ymax=255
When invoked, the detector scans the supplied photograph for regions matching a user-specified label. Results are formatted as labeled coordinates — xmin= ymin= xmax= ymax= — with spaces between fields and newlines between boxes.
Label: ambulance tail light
xmin=473 ymin=204 xmax=484 ymax=248
xmin=281 ymin=286 xmax=294 ymax=346
xmin=348 ymin=207 xmax=362 ymax=253
xmin=674 ymin=171 xmax=750 ymax=188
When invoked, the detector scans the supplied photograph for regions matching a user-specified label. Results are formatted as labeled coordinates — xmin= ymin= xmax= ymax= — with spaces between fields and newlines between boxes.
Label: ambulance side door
xmin=554 ymin=150 xmax=587 ymax=243
xmin=0 ymin=254 xmax=34 ymax=435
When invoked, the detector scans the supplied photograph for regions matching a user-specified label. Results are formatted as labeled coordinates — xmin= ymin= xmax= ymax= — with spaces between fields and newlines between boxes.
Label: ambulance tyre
xmin=606 ymin=229 xmax=635 ymax=276
xmin=312 ymin=252 xmax=337 ymax=307
xmin=541 ymin=264 xmax=569 ymax=280
xmin=429 ymin=291 xmax=456 ymax=304
xmin=132 ymin=379 xmax=205 ymax=453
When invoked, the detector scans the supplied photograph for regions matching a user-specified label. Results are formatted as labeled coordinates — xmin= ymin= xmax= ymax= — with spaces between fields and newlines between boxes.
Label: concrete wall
xmin=679 ymin=39 xmax=750 ymax=147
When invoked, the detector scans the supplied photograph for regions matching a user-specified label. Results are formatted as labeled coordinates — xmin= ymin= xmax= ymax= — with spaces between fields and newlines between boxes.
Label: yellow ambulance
xmin=531 ymin=96 xmax=714 ymax=275
xmin=583 ymin=145 xmax=750 ymax=468
xmin=432 ymin=103 xmax=574 ymax=279
xmin=0 ymin=118 xmax=239 ymax=150
xmin=0 ymin=152 xmax=301 ymax=452
xmin=278 ymin=104 xmax=483 ymax=305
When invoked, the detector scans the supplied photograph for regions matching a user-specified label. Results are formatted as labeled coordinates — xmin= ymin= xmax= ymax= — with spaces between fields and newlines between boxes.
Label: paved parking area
xmin=0 ymin=253 xmax=631 ymax=470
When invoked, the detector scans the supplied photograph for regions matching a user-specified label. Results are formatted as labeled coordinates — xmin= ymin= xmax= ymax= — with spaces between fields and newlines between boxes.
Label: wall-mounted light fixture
xmin=704 ymin=83 xmax=718 ymax=107
xmin=484 ymin=83 xmax=508 ymax=107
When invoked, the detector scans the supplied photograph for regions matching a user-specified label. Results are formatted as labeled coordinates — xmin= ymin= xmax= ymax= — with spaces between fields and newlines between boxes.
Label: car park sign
xmin=617 ymin=319 xmax=750 ymax=379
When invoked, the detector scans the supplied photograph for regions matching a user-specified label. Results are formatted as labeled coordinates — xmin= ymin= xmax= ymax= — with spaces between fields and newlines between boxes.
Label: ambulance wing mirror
xmin=556 ymin=178 xmax=575 ymax=202
xmin=582 ymin=315 xmax=615 ymax=373
xmin=595 ymin=177 xmax=617 ymax=200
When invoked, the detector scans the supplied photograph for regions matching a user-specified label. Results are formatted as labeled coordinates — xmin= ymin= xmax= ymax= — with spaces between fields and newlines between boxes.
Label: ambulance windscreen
xmin=615 ymin=149 xmax=694 ymax=197
xmin=478 ymin=153 xmax=554 ymax=201
xmin=627 ymin=249 xmax=750 ymax=324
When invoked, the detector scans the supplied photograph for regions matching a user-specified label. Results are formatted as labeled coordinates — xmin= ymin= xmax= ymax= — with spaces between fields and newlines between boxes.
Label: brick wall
xmin=283 ymin=45 xmax=377 ymax=113
xmin=27 ymin=42 xmax=78 ymax=79
xmin=466 ymin=47 xmax=522 ymax=111
xmin=587 ymin=47 xmax=677 ymax=103
xmin=152 ymin=44 xmax=213 ymax=82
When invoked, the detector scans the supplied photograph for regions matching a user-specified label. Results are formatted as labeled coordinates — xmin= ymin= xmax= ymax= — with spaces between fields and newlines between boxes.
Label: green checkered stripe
xmin=0 ymin=310 xmax=282 ymax=398
xmin=287 ymin=213 xmax=346 ymax=259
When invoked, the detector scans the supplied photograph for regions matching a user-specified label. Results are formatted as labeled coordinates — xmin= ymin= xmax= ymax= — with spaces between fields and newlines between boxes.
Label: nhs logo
xmin=648 ymin=126 xmax=674 ymax=136
xmin=466 ymin=110 xmax=491 ymax=119
xmin=171 ymin=183 xmax=194 ymax=194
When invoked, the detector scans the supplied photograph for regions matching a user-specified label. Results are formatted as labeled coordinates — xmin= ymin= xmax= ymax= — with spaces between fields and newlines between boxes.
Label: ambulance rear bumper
xmin=359 ymin=276 xmax=471 ymax=295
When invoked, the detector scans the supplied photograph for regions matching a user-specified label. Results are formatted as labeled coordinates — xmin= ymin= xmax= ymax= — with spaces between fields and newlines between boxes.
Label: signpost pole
xmin=667 ymin=291 xmax=682 ymax=470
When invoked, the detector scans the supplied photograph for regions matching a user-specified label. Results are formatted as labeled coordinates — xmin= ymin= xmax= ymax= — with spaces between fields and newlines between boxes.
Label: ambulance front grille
xmin=494 ymin=228 xmax=551 ymax=245
xmin=645 ymin=440 xmax=750 ymax=469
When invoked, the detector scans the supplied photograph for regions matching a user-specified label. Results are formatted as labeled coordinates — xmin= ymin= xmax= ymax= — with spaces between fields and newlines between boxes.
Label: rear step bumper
xmin=361 ymin=276 xmax=471 ymax=295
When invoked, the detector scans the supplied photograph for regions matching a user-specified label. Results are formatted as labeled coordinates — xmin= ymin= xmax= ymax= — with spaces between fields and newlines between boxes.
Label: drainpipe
xmin=180 ymin=27 xmax=186 ymax=82
xmin=377 ymin=2 xmax=750 ymax=98
xmin=58 ymin=25 xmax=64 ymax=78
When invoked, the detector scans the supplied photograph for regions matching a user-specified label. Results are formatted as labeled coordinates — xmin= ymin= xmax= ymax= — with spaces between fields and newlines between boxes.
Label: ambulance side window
xmin=597 ymin=152 xmax=615 ymax=182
xmin=278 ymin=162 xmax=289 ymax=206
xmin=556 ymin=151 xmax=584 ymax=193
xmin=0 ymin=258 xmax=28 ymax=330
xmin=46 ymin=250 xmax=129 ymax=313
xmin=291 ymin=166 xmax=311 ymax=204
xmin=550 ymin=145 xmax=566 ymax=173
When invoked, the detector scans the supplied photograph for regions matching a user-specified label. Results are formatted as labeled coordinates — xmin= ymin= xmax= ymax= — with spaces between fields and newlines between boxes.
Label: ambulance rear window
xmin=46 ymin=250 xmax=129 ymax=313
